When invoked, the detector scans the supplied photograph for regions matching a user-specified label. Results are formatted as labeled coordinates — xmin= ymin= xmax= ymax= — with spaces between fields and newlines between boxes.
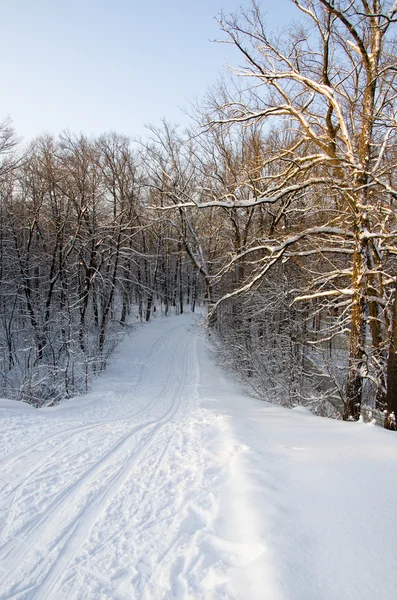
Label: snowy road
xmin=1 ymin=313 xmax=397 ymax=600
xmin=0 ymin=315 xmax=268 ymax=600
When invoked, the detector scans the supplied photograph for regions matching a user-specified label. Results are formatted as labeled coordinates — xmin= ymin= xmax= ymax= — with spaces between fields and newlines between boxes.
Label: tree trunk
xmin=344 ymin=248 xmax=366 ymax=421
xmin=386 ymin=277 xmax=397 ymax=421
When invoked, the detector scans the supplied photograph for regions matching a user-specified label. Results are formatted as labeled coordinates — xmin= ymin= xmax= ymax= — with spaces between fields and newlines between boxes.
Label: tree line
xmin=0 ymin=130 xmax=197 ymax=405
xmin=1 ymin=1 xmax=397 ymax=424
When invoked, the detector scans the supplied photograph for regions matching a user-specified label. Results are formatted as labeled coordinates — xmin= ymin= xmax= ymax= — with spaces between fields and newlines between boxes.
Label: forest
xmin=0 ymin=0 xmax=397 ymax=424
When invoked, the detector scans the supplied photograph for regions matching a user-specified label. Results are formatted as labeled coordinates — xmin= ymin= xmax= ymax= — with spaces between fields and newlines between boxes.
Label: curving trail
xmin=0 ymin=315 xmax=265 ymax=600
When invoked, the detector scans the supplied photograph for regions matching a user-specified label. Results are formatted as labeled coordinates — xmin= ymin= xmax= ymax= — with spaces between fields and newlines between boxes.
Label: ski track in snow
xmin=0 ymin=317 xmax=260 ymax=600
xmin=1 ymin=313 xmax=397 ymax=600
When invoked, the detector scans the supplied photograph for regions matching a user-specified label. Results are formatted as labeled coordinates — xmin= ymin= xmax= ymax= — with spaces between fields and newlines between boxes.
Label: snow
xmin=1 ymin=313 xmax=397 ymax=599
xmin=0 ymin=399 xmax=35 ymax=411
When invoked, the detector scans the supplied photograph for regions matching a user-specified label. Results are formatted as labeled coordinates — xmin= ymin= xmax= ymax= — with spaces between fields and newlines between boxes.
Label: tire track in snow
xmin=60 ymin=331 xmax=234 ymax=600
xmin=0 ymin=324 xmax=196 ymax=600
xmin=0 ymin=323 xmax=189 ymax=506
xmin=0 ymin=323 xmax=186 ymax=467
xmin=0 ymin=331 xmax=181 ymax=559
xmin=29 ymin=329 xmax=196 ymax=600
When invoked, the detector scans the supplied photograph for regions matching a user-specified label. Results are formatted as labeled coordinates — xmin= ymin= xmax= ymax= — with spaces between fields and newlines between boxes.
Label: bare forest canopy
xmin=1 ymin=0 xmax=397 ymax=424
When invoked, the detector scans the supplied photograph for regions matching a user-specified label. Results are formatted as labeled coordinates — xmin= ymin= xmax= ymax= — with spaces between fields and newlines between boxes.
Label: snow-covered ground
xmin=0 ymin=312 xmax=396 ymax=600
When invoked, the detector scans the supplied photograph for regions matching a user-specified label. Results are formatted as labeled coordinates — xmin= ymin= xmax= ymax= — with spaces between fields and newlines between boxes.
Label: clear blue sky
xmin=1 ymin=0 xmax=294 ymax=142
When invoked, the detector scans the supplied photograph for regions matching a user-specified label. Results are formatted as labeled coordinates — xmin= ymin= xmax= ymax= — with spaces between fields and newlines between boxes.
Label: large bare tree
xmin=199 ymin=0 xmax=397 ymax=419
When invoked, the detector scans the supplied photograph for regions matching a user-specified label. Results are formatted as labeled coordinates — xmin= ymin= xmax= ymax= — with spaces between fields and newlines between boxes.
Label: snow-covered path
xmin=0 ymin=318 xmax=211 ymax=597
xmin=0 ymin=315 xmax=268 ymax=600
xmin=1 ymin=313 xmax=397 ymax=600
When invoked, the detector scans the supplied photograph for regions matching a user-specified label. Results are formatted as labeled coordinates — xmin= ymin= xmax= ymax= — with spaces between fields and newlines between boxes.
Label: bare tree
xmin=197 ymin=0 xmax=397 ymax=419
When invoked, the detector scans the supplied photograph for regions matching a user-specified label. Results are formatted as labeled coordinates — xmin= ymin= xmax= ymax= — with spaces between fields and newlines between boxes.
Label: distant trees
xmin=0 ymin=133 xmax=175 ymax=404
xmin=0 ymin=118 xmax=19 ymax=178
xmin=0 ymin=127 xmax=210 ymax=405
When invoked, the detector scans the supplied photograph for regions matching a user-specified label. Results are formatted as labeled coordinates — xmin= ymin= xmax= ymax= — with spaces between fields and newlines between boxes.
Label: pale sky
xmin=1 ymin=0 xmax=294 ymax=142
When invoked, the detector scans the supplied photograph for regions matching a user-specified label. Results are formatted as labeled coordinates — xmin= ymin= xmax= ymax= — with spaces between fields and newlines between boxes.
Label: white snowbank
xmin=0 ymin=398 xmax=35 ymax=411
